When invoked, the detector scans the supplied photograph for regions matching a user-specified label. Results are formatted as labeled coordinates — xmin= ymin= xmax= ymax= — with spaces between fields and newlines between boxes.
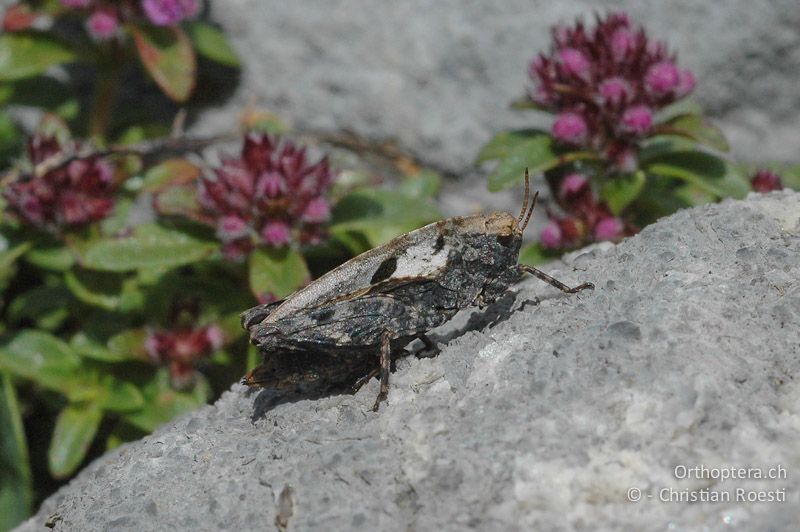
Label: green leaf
xmin=0 ymin=241 xmax=31 ymax=290
xmin=673 ymin=183 xmax=718 ymax=207
xmin=655 ymin=99 xmax=703 ymax=122
xmin=48 ymin=402 xmax=102 ymax=478
xmin=600 ymin=171 xmax=647 ymax=215
xmin=0 ymin=32 xmax=75 ymax=81
xmin=509 ymin=96 xmax=549 ymax=111
xmin=655 ymin=114 xmax=730 ymax=152
xmin=70 ymin=332 xmax=132 ymax=363
xmin=78 ymin=223 xmax=218 ymax=272
xmin=152 ymin=183 xmax=201 ymax=217
xmin=644 ymin=151 xmax=750 ymax=200
xmin=130 ymin=25 xmax=196 ymax=102
xmin=518 ymin=243 xmax=561 ymax=267
xmin=25 ymin=243 xmax=75 ymax=271
xmin=218 ymin=311 xmax=246 ymax=342
xmin=100 ymin=197 xmax=135 ymax=236
xmin=141 ymin=158 xmax=201 ymax=192
xmin=98 ymin=378 xmax=144 ymax=413
xmin=106 ymin=329 xmax=150 ymax=361
xmin=3 ymin=76 xmax=77 ymax=119
xmin=479 ymin=131 xmax=597 ymax=191
xmin=397 ymin=171 xmax=441 ymax=199
xmin=0 ymin=373 xmax=33 ymax=531
xmin=0 ymin=330 xmax=82 ymax=392
xmin=476 ymin=129 xmax=549 ymax=164
xmin=248 ymin=247 xmax=310 ymax=300
xmin=186 ymin=21 xmax=240 ymax=67
xmin=123 ymin=369 xmax=208 ymax=432
xmin=330 ymin=188 xmax=442 ymax=248
xmin=64 ymin=270 xmax=122 ymax=311
xmin=630 ymin=175 xmax=692 ymax=227
xmin=779 ymin=165 xmax=800 ymax=191
xmin=0 ymin=110 xmax=23 ymax=167
xmin=7 ymin=285 xmax=72 ymax=330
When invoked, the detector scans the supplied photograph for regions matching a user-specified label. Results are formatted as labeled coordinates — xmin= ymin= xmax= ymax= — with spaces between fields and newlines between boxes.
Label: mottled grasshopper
xmin=242 ymin=170 xmax=593 ymax=410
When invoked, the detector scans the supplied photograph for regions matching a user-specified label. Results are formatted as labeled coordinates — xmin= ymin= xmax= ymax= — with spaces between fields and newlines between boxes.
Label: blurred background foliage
xmin=0 ymin=3 xmax=796 ymax=530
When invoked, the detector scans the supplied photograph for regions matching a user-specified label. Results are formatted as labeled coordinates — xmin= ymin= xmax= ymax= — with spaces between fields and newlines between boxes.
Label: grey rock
xmin=195 ymin=0 xmax=800 ymax=174
xmin=16 ymin=190 xmax=800 ymax=531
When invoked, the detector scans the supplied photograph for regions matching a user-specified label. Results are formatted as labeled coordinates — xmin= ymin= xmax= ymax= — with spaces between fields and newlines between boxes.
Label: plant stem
xmin=88 ymin=47 xmax=122 ymax=141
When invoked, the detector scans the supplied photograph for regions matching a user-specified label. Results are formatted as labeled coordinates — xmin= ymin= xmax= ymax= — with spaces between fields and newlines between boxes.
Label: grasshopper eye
xmin=496 ymin=234 xmax=514 ymax=247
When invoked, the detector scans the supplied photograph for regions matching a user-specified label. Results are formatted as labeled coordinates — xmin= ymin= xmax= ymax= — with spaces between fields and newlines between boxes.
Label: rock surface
xmin=16 ymin=190 xmax=800 ymax=532
xmin=196 ymin=0 xmax=800 ymax=173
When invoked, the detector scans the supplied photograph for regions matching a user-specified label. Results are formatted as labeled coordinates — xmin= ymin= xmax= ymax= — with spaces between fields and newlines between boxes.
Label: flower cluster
xmin=3 ymin=135 xmax=117 ymax=231
xmin=750 ymin=170 xmax=784 ymax=193
xmin=540 ymin=173 xmax=631 ymax=249
xmin=529 ymin=12 xmax=695 ymax=169
xmin=198 ymin=133 xmax=335 ymax=260
xmin=145 ymin=323 xmax=223 ymax=388
xmin=59 ymin=0 xmax=199 ymax=40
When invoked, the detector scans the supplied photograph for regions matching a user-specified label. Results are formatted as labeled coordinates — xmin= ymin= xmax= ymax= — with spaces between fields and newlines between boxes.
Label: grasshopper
xmin=242 ymin=170 xmax=593 ymax=410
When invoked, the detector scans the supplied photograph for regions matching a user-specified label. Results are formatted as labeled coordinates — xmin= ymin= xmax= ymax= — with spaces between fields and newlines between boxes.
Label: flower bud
xmin=645 ymin=61 xmax=680 ymax=95
xmin=540 ymin=220 xmax=563 ymax=249
xmin=87 ymin=8 xmax=118 ymax=40
xmin=594 ymin=217 xmax=624 ymax=240
xmin=559 ymin=173 xmax=589 ymax=198
xmin=610 ymin=28 xmax=635 ymax=61
xmin=750 ymin=170 xmax=784 ymax=193
xmin=621 ymin=105 xmax=653 ymax=136
xmin=552 ymin=112 xmax=589 ymax=145
xmin=141 ymin=0 xmax=199 ymax=26
xmin=558 ymin=48 xmax=591 ymax=79
xmin=599 ymin=77 xmax=630 ymax=106
xmin=261 ymin=221 xmax=291 ymax=247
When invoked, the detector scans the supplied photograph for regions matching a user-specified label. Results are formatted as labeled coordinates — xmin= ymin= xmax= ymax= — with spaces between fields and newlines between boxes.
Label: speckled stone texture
xmin=16 ymin=190 xmax=800 ymax=532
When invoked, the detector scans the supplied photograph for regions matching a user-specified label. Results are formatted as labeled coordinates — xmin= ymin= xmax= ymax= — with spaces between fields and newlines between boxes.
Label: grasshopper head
xmin=467 ymin=169 xmax=538 ymax=243
xmin=483 ymin=168 xmax=538 ymax=238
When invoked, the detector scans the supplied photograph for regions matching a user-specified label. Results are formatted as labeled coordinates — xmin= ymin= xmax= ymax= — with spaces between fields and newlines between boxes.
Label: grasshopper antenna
xmin=517 ymin=169 xmax=537 ymax=234
xmin=520 ymin=190 xmax=538 ymax=234
xmin=517 ymin=168 xmax=530 ymax=226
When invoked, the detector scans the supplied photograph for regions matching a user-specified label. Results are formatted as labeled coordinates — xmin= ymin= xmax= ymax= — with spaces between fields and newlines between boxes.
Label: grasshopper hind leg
xmin=371 ymin=330 xmax=396 ymax=411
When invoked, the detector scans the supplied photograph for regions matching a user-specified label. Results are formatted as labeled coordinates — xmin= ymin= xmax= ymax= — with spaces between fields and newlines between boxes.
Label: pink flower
xmin=196 ymin=133 xmax=335 ymax=258
xmin=144 ymin=322 xmax=224 ymax=389
xmin=559 ymin=173 xmax=589 ymax=198
xmin=540 ymin=220 xmax=563 ymax=249
xmin=205 ymin=325 xmax=224 ymax=350
xmin=750 ymin=170 xmax=784 ymax=193
xmin=621 ymin=105 xmax=653 ymax=135
xmin=645 ymin=61 xmax=680 ymax=95
xmin=3 ymin=135 xmax=117 ymax=231
xmin=527 ymin=12 xmax=695 ymax=166
xmin=558 ymin=48 xmax=591 ymax=79
xmin=301 ymin=197 xmax=330 ymax=223
xmin=217 ymin=214 xmax=249 ymax=240
xmin=255 ymin=171 xmax=285 ymax=198
xmin=594 ymin=217 xmax=624 ymax=240
xmin=141 ymin=0 xmax=199 ymax=26
xmin=599 ymin=77 xmax=630 ymax=105
xmin=610 ymin=28 xmax=635 ymax=61
xmin=261 ymin=221 xmax=291 ymax=247
xmin=676 ymin=69 xmax=696 ymax=98
xmin=552 ymin=112 xmax=588 ymax=145
xmin=86 ymin=8 xmax=119 ymax=40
